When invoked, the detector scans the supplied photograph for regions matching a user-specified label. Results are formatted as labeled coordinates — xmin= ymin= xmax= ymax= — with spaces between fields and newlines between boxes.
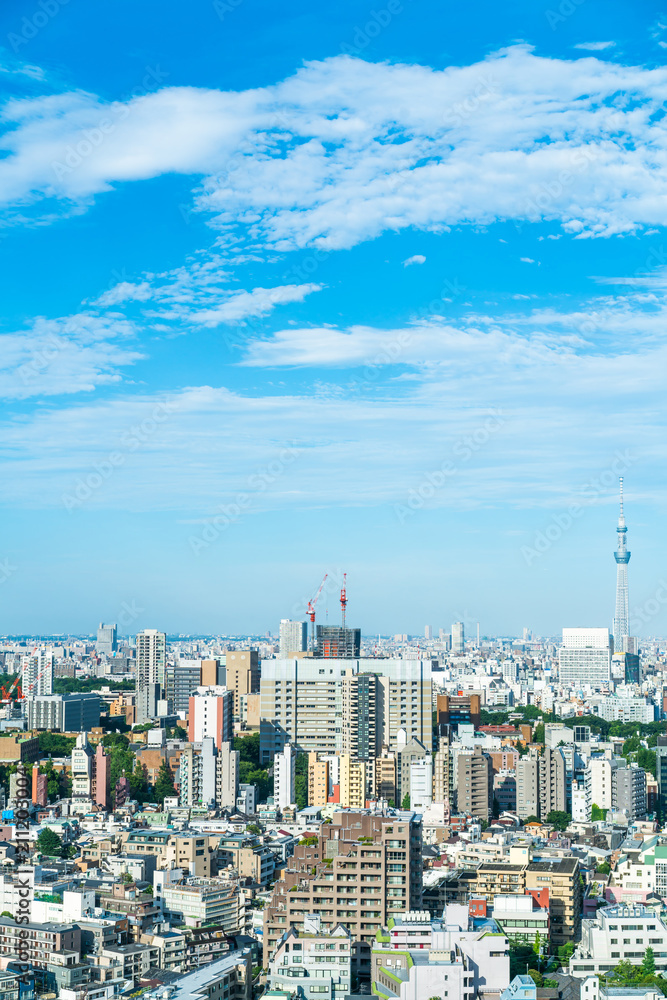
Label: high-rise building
xmin=516 ymin=750 xmax=540 ymax=820
xmin=165 ymin=659 xmax=203 ymax=713
xmin=409 ymin=755 xmax=433 ymax=810
xmin=262 ymin=810 xmax=423 ymax=973
xmin=92 ymin=741 xmax=110 ymax=810
xmin=656 ymin=737 xmax=667 ymax=819
xmin=31 ymin=764 xmax=47 ymax=807
xmin=279 ymin=620 xmax=308 ymax=657
xmin=71 ymin=732 xmax=94 ymax=799
xmin=201 ymin=658 xmax=224 ymax=686
xmin=341 ymin=672 xmax=382 ymax=760
xmin=308 ymin=752 xmax=332 ymax=807
xmin=558 ymin=628 xmax=612 ymax=688
xmin=136 ymin=629 xmax=166 ymax=723
xmin=21 ymin=654 xmax=53 ymax=697
xmin=217 ymin=742 xmax=240 ymax=811
xmin=339 ymin=754 xmax=367 ymax=808
xmin=613 ymin=765 xmax=647 ymax=821
xmin=260 ymin=658 xmax=432 ymax=764
xmin=613 ymin=477 xmax=630 ymax=649
xmin=274 ymin=743 xmax=296 ymax=811
xmin=456 ymin=746 xmax=492 ymax=821
xmin=452 ymin=621 xmax=465 ymax=654
xmin=224 ymin=650 xmax=260 ymax=719
xmin=538 ymin=747 xmax=567 ymax=819
xmin=424 ymin=625 xmax=433 ymax=640
xmin=25 ymin=693 xmax=101 ymax=732
xmin=96 ymin=622 xmax=117 ymax=656
xmin=316 ymin=626 xmax=361 ymax=658
xmin=397 ymin=736 xmax=428 ymax=805
xmin=188 ymin=686 xmax=233 ymax=750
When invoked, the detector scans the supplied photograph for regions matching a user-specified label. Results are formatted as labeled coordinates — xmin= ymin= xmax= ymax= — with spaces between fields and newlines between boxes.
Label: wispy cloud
xmin=403 ymin=254 xmax=426 ymax=267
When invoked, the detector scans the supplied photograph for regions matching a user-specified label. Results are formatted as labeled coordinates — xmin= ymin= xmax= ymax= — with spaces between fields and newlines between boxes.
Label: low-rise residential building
xmin=570 ymin=903 xmax=667 ymax=977
xmin=161 ymin=878 xmax=247 ymax=932
xmin=491 ymin=894 xmax=549 ymax=947
xmin=267 ymin=923 xmax=352 ymax=1000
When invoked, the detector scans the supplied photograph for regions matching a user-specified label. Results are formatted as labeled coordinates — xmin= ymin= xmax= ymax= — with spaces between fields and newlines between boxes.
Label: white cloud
xmin=574 ymin=42 xmax=616 ymax=51
xmin=0 ymin=313 xmax=143 ymax=399
xmin=520 ymin=257 xmax=538 ymax=264
xmin=4 ymin=47 xmax=667 ymax=247
xmin=403 ymin=254 xmax=426 ymax=267
xmin=95 ymin=281 xmax=153 ymax=307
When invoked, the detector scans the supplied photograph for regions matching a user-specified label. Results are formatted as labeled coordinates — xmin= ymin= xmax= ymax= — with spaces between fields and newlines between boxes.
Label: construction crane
xmin=0 ymin=675 xmax=22 ymax=703
xmin=340 ymin=573 xmax=347 ymax=628
xmin=307 ymin=573 xmax=328 ymax=651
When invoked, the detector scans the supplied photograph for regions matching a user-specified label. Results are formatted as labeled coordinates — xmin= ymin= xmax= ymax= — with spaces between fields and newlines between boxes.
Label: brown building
xmin=0 ymin=918 xmax=81 ymax=968
xmin=525 ymin=857 xmax=581 ymax=947
xmin=436 ymin=693 xmax=481 ymax=730
xmin=457 ymin=746 xmax=492 ymax=821
xmin=0 ymin=734 xmax=39 ymax=763
xmin=201 ymin=659 xmax=224 ymax=687
xmin=372 ymin=752 xmax=397 ymax=804
xmin=224 ymin=651 xmax=260 ymax=718
xmin=262 ymin=810 xmax=423 ymax=976
xmin=489 ymin=750 xmax=519 ymax=773
xmin=473 ymin=855 xmax=581 ymax=945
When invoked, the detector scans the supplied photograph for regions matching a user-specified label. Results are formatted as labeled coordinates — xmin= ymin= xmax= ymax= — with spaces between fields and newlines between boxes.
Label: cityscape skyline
xmin=1 ymin=2 xmax=667 ymax=636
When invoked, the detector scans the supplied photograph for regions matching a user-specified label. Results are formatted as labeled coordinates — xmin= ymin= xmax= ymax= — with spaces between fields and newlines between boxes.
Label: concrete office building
xmin=25 ymin=692 xmax=101 ymax=732
xmin=279 ymin=620 xmax=308 ymax=657
xmin=96 ymin=622 xmax=117 ymax=656
xmin=398 ymin=736 xmax=429 ymax=805
xmin=165 ymin=660 xmax=203 ymax=714
xmin=260 ymin=658 xmax=432 ymax=763
xmin=410 ymin=755 xmax=433 ymax=810
xmin=558 ymin=628 xmax=612 ymax=688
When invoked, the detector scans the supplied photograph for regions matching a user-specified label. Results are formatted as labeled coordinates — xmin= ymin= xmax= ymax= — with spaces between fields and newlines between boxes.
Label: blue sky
xmin=1 ymin=0 xmax=666 ymax=637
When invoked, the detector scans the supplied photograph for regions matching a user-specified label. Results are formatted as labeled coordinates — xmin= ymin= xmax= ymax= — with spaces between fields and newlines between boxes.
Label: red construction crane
xmin=340 ymin=573 xmax=347 ymax=628
xmin=307 ymin=573 xmax=328 ymax=650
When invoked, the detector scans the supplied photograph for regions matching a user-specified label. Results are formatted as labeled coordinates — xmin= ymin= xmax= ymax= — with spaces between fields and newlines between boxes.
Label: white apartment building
xmin=596 ymin=696 xmax=655 ymax=724
xmin=274 ymin=743 xmax=297 ymax=811
xmin=259 ymin=658 xmax=432 ymax=763
xmin=22 ymin=653 xmax=53 ymax=697
xmin=585 ymin=756 xmax=622 ymax=812
xmin=559 ymin=629 xmax=612 ymax=688
xmin=410 ymin=756 xmax=433 ymax=810
xmin=268 ymin=922 xmax=352 ymax=1000
xmin=570 ymin=904 xmax=667 ymax=977
xmin=188 ymin=686 xmax=233 ymax=749
xmin=161 ymin=878 xmax=247 ymax=932
xmin=492 ymin=894 xmax=549 ymax=947
xmin=278 ymin=620 xmax=308 ymax=657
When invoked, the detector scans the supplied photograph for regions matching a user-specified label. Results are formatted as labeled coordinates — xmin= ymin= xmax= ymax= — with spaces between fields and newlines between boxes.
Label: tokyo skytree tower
xmin=613 ymin=477 xmax=630 ymax=649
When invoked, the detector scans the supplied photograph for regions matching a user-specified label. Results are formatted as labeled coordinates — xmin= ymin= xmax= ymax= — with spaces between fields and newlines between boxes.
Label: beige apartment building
xmin=263 ymin=810 xmax=423 ymax=976
xmin=224 ymin=651 xmax=260 ymax=718
xmin=457 ymin=746 xmax=492 ymax=821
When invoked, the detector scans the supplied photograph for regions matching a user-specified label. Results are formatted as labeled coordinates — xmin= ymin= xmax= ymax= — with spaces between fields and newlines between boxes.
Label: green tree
xmin=557 ymin=942 xmax=574 ymax=967
xmin=38 ymin=732 xmax=77 ymax=756
xmin=37 ymin=828 xmax=63 ymax=856
xmin=637 ymin=746 xmax=657 ymax=778
xmin=294 ymin=753 xmax=308 ymax=810
xmin=642 ymin=947 xmax=656 ymax=976
xmin=591 ymin=803 xmax=607 ymax=821
xmin=546 ymin=810 xmax=571 ymax=831
xmin=129 ymin=760 xmax=151 ymax=803
xmin=102 ymin=732 xmax=130 ymax=750
xmin=173 ymin=725 xmax=187 ymax=741
xmin=532 ymin=723 xmax=545 ymax=744
xmin=596 ymin=861 xmax=611 ymax=875
xmin=401 ymin=793 xmax=410 ymax=809
xmin=524 ymin=815 xmax=540 ymax=824
xmin=247 ymin=823 xmax=262 ymax=835
xmin=154 ymin=762 xmax=176 ymax=805
xmin=533 ymin=932 xmax=542 ymax=965
xmin=234 ymin=732 xmax=261 ymax=767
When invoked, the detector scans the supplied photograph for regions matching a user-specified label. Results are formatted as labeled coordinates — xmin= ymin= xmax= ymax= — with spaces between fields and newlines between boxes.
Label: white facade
xmin=410 ymin=756 xmax=433 ymax=810
xmin=22 ymin=654 xmax=53 ymax=697
xmin=559 ymin=629 xmax=612 ymax=687
xmin=585 ymin=756 xmax=621 ymax=812
xmin=452 ymin=622 xmax=465 ymax=654
xmin=572 ymin=779 xmax=590 ymax=822
xmin=571 ymin=904 xmax=667 ymax=977
xmin=278 ymin=620 xmax=308 ymax=657
xmin=274 ymin=743 xmax=297 ymax=811
xmin=71 ymin=731 xmax=94 ymax=799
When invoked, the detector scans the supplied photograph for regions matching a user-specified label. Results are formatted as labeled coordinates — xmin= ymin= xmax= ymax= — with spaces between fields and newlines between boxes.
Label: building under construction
xmin=315 ymin=625 xmax=361 ymax=658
